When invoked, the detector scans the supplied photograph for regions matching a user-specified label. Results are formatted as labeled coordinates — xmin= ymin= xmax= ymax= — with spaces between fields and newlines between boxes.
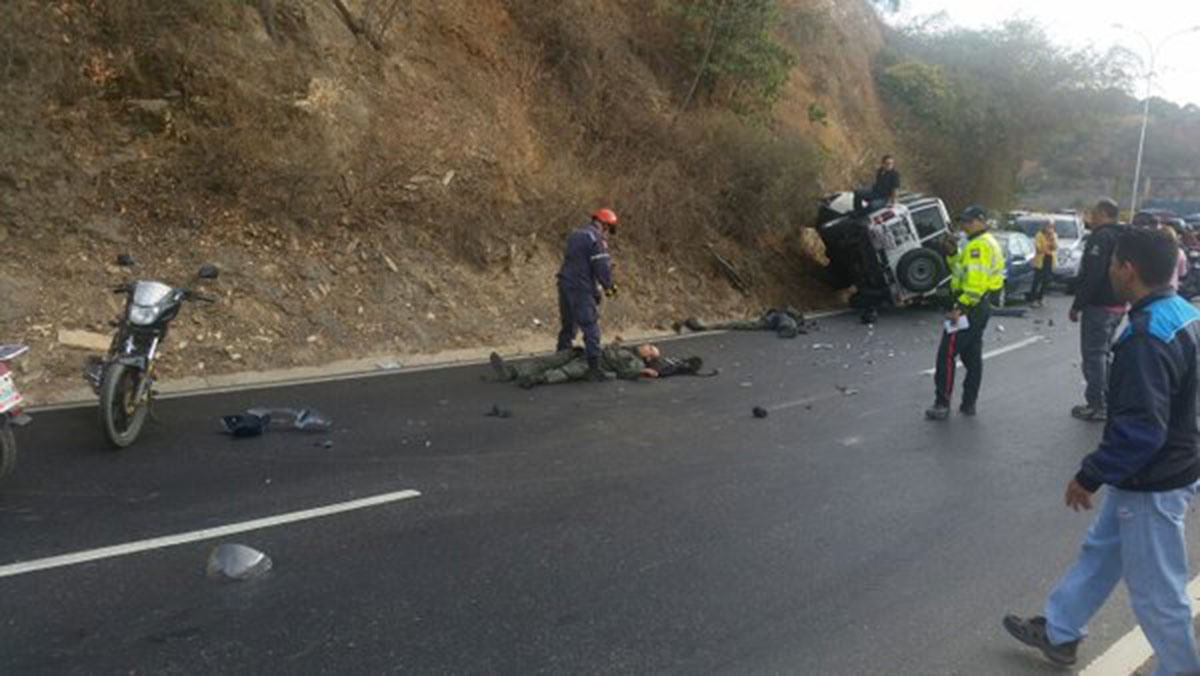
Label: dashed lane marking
xmin=0 ymin=489 xmax=421 ymax=579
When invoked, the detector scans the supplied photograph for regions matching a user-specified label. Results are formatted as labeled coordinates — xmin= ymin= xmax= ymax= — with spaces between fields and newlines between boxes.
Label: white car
xmin=1009 ymin=212 xmax=1086 ymax=291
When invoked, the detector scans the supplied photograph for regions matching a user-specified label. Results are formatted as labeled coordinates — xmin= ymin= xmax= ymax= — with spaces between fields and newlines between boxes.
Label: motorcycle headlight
xmin=128 ymin=305 xmax=160 ymax=326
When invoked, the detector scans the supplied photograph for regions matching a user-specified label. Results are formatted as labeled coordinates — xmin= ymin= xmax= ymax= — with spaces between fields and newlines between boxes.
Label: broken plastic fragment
xmin=245 ymin=407 xmax=333 ymax=431
xmin=206 ymin=543 xmax=272 ymax=581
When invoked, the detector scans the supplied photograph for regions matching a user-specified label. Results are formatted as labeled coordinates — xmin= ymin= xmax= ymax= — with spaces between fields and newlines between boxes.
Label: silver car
xmin=1010 ymin=213 xmax=1086 ymax=290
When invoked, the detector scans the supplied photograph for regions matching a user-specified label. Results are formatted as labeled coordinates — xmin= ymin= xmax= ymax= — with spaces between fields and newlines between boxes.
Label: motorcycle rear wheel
xmin=0 ymin=420 xmax=16 ymax=480
xmin=99 ymin=362 xmax=148 ymax=449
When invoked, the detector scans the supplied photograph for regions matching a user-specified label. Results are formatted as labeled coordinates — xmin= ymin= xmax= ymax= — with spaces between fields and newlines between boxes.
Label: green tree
xmin=671 ymin=0 xmax=795 ymax=118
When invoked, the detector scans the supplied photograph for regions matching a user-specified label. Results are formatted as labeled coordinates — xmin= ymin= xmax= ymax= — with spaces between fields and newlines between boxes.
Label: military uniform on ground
xmin=491 ymin=344 xmax=705 ymax=388
xmin=679 ymin=307 xmax=806 ymax=339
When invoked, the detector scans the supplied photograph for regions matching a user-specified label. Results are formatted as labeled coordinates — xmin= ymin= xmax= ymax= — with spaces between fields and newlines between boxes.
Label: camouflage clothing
xmin=685 ymin=307 xmax=805 ymax=338
xmin=493 ymin=345 xmax=646 ymax=387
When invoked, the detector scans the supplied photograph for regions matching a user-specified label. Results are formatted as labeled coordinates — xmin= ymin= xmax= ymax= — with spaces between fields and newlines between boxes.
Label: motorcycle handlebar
xmin=188 ymin=291 xmax=217 ymax=303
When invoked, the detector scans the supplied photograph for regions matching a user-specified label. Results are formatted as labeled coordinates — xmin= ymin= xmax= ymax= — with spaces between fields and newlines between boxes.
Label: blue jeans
xmin=1044 ymin=481 xmax=1200 ymax=676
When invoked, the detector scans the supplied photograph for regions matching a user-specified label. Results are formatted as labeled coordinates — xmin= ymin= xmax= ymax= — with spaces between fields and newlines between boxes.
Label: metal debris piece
xmin=206 ymin=543 xmax=272 ymax=581
xmin=752 ymin=406 xmax=768 ymax=419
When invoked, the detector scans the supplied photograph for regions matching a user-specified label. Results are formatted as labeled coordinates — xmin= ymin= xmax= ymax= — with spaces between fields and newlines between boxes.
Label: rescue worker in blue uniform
xmin=557 ymin=208 xmax=619 ymax=381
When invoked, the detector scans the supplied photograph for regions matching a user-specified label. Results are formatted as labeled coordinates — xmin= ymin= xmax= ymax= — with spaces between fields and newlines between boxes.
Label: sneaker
xmin=517 ymin=375 xmax=539 ymax=390
xmin=1002 ymin=615 xmax=1079 ymax=667
xmin=584 ymin=368 xmax=607 ymax=383
xmin=925 ymin=404 xmax=950 ymax=421
xmin=959 ymin=403 xmax=976 ymax=416
xmin=490 ymin=352 xmax=515 ymax=381
xmin=1070 ymin=404 xmax=1106 ymax=422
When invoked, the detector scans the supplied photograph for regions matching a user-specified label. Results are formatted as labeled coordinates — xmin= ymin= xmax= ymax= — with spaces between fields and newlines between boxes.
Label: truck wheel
xmin=896 ymin=249 xmax=946 ymax=293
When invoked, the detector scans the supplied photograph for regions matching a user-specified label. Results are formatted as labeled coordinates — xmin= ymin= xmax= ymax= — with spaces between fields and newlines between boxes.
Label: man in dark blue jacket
xmin=1003 ymin=228 xmax=1200 ymax=673
xmin=556 ymin=208 xmax=619 ymax=381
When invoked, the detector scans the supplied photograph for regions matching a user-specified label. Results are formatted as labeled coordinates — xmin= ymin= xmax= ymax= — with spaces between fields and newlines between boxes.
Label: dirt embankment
xmin=0 ymin=0 xmax=898 ymax=403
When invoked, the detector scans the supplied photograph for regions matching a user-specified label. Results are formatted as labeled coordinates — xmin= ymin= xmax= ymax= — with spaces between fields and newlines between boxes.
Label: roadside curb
xmin=29 ymin=309 xmax=851 ymax=412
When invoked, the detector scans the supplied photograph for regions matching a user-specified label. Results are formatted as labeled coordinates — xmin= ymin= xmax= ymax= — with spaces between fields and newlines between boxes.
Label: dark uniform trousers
xmin=556 ymin=286 xmax=601 ymax=358
xmin=933 ymin=299 xmax=991 ymax=408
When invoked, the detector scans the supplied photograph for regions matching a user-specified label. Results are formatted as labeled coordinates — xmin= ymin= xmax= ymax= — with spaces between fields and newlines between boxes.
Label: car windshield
xmin=1015 ymin=217 xmax=1079 ymax=240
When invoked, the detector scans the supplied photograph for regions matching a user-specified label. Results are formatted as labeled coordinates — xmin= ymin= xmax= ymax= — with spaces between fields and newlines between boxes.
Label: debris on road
xmin=836 ymin=385 xmax=860 ymax=397
xmin=812 ymin=343 xmax=835 ymax=350
xmin=206 ymin=543 xmax=272 ymax=581
xmin=752 ymin=406 xmax=768 ymax=419
xmin=485 ymin=404 xmax=512 ymax=418
xmin=992 ymin=308 xmax=1027 ymax=318
xmin=221 ymin=407 xmax=333 ymax=437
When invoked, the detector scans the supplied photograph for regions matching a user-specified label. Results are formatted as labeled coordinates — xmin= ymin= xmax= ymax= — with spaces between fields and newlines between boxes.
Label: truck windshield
xmin=911 ymin=205 xmax=947 ymax=240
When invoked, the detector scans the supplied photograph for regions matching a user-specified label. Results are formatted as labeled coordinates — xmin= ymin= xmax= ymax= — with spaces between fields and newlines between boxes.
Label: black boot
xmin=584 ymin=356 xmax=606 ymax=382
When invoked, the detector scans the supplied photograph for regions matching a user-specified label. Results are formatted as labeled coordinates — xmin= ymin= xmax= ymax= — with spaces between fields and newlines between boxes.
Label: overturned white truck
xmin=816 ymin=191 xmax=955 ymax=309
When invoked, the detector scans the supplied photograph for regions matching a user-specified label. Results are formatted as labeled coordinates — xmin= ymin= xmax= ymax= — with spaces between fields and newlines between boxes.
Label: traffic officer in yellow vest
xmin=925 ymin=205 xmax=1006 ymax=420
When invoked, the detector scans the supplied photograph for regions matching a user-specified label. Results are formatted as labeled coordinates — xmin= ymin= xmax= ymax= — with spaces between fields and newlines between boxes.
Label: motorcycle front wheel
xmin=99 ymin=362 xmax=149 ymax=449
xmin=0 ymin=419 xmax=16 ymax=480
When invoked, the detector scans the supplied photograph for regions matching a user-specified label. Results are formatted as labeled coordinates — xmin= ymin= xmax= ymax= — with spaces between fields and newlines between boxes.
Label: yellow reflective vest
xmin=949 ymin=231 xmax=1005 ymax=308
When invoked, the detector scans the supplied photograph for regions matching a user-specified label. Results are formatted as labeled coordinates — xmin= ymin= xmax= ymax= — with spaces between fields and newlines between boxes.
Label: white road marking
xmin=1079 ymin=575 xmax=1200 ymax=675
xmin=0 ymin=489 xmax=421 ymax=579
xmin=920 ymin=336 xmax=1045 ymax=375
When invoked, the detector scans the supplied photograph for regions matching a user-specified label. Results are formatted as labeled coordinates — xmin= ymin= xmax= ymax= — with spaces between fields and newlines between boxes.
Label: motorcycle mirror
xmin=116 ymin=253 xmax=136 ymax=267
xmin=197 ymin=264 xmax=219 ymax=280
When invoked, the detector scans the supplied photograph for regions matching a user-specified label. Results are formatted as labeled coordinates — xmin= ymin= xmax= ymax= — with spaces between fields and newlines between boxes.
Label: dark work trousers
xmin=1080 ymin=306 xmax=1125 ymax=410
xmin=1031 ymin=258 xmax=1054 ymax=301
xmin=556 ymin=285 xmax=601 ymax=358
xmin=933 ymin=303 xmax=991 ymax=408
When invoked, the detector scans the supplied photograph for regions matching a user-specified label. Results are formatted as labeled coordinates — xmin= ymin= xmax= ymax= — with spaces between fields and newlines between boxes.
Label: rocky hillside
xmin=0 ymin=0 xmax=899 ymax=402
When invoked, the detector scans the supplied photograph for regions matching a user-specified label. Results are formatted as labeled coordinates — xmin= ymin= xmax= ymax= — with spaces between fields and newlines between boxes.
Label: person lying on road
xmin=675 ymin=306 xmax=807 ymax=339
xmin=490 ymin=343 xmax=706 ymax=389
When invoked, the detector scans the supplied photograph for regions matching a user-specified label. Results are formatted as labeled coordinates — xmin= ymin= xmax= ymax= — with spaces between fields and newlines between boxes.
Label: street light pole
xmin=1112 ymin=24 xmax=1200 ymax=214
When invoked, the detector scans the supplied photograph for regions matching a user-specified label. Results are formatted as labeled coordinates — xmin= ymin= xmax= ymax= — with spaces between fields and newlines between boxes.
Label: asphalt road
xmin=2 ymin=293 xmax=1195 ymax=675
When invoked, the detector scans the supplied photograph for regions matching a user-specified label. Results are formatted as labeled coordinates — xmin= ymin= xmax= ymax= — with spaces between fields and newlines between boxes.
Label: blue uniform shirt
xmin=557 ymin=223 xmax=613 ymax=293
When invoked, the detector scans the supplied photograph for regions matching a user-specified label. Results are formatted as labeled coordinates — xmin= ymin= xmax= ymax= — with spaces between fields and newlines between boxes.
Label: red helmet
xmin=591 ymin=208 xmax=619 ymax=226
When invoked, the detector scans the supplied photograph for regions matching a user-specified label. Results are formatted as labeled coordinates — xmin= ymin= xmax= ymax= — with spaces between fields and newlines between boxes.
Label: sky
xmin=886 ymin=0 xmax=1200 ymax=106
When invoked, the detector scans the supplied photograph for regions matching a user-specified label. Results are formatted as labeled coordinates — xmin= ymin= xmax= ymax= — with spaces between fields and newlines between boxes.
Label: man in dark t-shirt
xmin=871 ymin=154 xmax=900 ymax=206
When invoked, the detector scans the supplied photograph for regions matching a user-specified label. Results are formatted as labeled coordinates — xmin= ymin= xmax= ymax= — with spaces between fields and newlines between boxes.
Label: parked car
xmin=1006 ymin=212 xmax=1085 ymax=292
xmin=817 ymin=191 xmax=953 ymax=309
xmin=991 ymin=230 xmax=1036 ymax=306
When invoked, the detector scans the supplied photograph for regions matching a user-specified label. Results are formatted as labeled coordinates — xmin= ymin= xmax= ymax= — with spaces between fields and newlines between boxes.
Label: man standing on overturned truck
xmin=925 ymin=205 xmax=1006 ymax=421
xmin=556 ymin=208 xmax=620 ymax=382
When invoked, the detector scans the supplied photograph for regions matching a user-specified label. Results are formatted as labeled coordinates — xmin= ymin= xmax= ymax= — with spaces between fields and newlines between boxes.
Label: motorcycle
xmin=86 ymin=259 xmax=219 ymax=448
xmin=0 ymin=343 xmax=31 ymax=480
